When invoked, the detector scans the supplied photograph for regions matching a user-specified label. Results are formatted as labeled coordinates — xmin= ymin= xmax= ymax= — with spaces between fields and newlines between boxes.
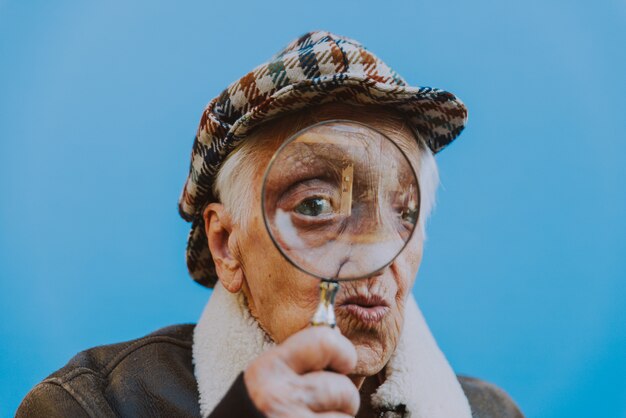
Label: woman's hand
xmin=244 ymin=326 xmax=360 ymax=418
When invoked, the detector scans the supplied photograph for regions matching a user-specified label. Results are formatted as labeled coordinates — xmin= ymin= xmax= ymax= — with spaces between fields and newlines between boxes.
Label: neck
xmin=351 ymin=375 xmax=366 ymax=389
xmin=356 ymin=373 xmax=385 ymax=418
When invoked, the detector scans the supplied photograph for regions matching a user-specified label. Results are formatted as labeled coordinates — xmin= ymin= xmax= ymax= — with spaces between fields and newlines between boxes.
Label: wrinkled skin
xmin=204 ymin=108 xmax=424 ymax=416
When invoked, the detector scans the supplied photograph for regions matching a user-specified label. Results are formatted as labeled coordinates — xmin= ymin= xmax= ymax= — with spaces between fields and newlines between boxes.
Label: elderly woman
xmin=17 ymin=32 xmax=523 ymax=418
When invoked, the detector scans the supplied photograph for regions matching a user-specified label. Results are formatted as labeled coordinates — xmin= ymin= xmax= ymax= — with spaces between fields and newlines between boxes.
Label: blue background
xmin=1 ymin=0 xmax=625 ymax=416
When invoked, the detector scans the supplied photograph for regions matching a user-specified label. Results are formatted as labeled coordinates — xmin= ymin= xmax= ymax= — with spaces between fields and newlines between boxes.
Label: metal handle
xmin=310 ymin=280 xmax=340 ymax=328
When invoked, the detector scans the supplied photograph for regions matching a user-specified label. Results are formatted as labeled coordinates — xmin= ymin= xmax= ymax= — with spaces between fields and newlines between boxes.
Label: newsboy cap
xmin=179 ymin=31 xmax=468 ymax=288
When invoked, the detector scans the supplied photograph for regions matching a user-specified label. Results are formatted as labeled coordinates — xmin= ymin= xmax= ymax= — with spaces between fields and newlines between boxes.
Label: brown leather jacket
xmin=16 ymin=324 xmax=523 ymax=417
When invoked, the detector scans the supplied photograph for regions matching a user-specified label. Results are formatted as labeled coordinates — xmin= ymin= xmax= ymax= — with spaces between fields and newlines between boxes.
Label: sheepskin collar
xmin=193 ymin=284 xmax=472 ymax=418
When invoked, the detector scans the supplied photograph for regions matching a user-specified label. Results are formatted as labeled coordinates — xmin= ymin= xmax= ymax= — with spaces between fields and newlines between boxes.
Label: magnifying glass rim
xmin=260 ymin=118 xmax=422 ymax=281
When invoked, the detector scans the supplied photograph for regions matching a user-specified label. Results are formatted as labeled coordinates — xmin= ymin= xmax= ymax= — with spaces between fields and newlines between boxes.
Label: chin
xmin=347 ymin=330 xmax=397 ymax=377
xmin=354 ymin=346 xmax=388 ymax=376
xmin=337 ymin=312 xmax=402 ymax=377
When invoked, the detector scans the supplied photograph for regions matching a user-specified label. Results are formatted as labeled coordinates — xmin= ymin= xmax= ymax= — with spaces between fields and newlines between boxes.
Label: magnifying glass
xmin=261 ymin=120 xmax=420 ymax=327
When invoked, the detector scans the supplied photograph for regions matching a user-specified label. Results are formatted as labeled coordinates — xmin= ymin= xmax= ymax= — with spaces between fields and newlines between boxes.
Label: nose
xmin=334 ymin=236 xmax=405 ymax=279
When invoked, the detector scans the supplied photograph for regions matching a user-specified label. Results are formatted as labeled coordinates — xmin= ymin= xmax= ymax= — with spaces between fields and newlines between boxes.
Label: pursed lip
xmin=336 ymin=294 xmax=390 ymax=324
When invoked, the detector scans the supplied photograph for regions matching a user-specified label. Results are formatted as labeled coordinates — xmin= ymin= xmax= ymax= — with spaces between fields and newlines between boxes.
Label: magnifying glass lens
xmin=262 ymin=120 xmax=420 ymax=281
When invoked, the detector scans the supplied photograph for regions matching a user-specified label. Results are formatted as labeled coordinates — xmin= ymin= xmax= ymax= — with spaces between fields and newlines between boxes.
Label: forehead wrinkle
xmin=239 ymin=105 xmax=423 ymax=198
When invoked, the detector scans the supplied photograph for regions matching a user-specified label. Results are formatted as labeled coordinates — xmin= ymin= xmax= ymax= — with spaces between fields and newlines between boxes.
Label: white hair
xmin=214 ymin=135 xmax=440 ymax=239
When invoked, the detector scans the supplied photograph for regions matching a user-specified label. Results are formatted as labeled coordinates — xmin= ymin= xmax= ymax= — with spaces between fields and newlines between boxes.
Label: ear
xmin=203 ymin=203 xmax=244 ymax=293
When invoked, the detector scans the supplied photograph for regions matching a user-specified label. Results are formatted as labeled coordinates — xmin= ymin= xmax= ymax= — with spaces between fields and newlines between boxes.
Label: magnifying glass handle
xmin=311 ymin=280 xmax=340 ymax=328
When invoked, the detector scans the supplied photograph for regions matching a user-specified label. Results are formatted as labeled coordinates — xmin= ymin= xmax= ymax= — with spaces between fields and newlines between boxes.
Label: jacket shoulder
xmin=17 ymin=381 xmax=92 ymax=418
xmin=16 ymin=324 xmax=198 ymax=417
xmin=458 ymin=375 xmax=524 ymax=418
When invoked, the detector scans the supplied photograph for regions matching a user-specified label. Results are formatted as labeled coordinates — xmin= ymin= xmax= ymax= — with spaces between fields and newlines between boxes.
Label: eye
xmin=294 ymin=197 xmax=333 ymax=217
xmin=399 ymin=207 xmax=418 ymax=226
xmin=391 ymin=188 xmax=418 ymax=228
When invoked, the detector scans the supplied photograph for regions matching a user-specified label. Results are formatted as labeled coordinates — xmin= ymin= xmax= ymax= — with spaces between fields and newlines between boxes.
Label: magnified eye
xmin=294 ymin=197 xmax=333 ymax=217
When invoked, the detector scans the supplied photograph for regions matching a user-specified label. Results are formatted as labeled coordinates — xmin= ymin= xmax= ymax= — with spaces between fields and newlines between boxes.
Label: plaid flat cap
xmin=179 ymin=30 xmax=468 ymax=288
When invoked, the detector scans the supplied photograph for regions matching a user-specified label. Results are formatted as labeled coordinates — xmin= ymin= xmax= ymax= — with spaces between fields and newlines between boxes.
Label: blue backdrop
xmin=1 ymin=0 xmax=625 ymax=416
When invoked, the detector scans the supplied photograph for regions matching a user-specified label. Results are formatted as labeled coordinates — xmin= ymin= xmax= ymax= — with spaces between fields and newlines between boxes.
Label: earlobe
xmin=203 ymin=203 xmax=244 ymax=293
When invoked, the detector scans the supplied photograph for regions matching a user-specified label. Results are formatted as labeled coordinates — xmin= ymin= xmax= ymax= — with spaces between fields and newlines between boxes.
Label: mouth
xmin=336 ymin=294 xmax=390 ymax=325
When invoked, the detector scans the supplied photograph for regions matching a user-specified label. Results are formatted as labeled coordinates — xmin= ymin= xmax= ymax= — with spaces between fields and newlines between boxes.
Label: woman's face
xmin=215 ymin=115 xmax=424 ymax=379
